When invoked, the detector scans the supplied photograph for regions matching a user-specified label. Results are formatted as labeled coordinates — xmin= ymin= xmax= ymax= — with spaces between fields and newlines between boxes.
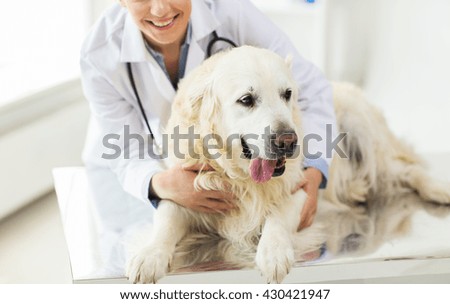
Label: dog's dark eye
xmin=237 ymin=94 xmax=255 ymax=107
xmin=283 ymin=89 xmax=292 ymax=102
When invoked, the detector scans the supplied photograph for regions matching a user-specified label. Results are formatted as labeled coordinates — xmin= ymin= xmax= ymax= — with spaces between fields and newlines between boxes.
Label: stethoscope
xmin=126 ymin=31 xmax=237 ymax=141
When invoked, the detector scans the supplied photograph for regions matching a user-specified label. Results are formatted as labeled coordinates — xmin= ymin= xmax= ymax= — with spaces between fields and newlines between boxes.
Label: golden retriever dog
xmin=126 ymin=46 xmax=321 ymax=283
xmin=126 ymin=46 xmax=450 ymax=283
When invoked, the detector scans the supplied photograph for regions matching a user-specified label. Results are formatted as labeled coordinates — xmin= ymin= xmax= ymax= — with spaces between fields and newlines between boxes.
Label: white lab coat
xmin=80 ymin=0 xmax=337 ymax=204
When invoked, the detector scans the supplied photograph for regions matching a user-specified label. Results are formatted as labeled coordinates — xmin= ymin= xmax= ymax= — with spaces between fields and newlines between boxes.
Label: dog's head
xmin=173 ymin=46 xmax=302 ymax=183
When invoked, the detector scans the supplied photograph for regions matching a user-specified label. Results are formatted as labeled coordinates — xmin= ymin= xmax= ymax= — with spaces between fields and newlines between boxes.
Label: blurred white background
xmin=0 ymin=0 xmax=449 ymax=283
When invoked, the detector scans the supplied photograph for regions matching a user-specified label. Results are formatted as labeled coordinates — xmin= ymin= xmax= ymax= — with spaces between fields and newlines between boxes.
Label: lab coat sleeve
xmin=230 ymin=0 xmax=337 ymax=185
xmin=80 ymin=56 xmax=165 ymax=204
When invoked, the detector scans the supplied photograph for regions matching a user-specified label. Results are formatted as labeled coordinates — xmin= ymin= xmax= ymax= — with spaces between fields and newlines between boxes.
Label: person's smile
xmin=146 ymin=14 xmax=180 ymax=30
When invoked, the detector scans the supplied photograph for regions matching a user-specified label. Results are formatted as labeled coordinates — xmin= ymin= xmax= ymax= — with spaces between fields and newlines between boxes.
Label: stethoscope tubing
xmin=126 ymin=62 xmax=155 ymax=140
xmin=206 ymin=31 xmax=237 ymax=57
xmin=128 ymin=31 xmax=236 ymax=138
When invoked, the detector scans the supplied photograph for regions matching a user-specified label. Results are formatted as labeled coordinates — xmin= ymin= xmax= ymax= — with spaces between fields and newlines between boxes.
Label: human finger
xmin=298 ymin=197 xmax=317 ymax=231
xmin=202 ymin=198 xmax=236 ymax=211
xmin=298 ymin=204 xmax=317 ymax=230
xmin=193 ymin=201 xmax=232 ymax=214
xmin=291 ymin=179 xmax=307 ymax=194
xmin=298 ymin=214 xmax=313 ymax=231
xmin=201 ymin=189 xmax=236 ymax=203
xmin=182 ymin=163 xmax=214 ymax=172
xmin=193 ymin=205 xmax=219 ymax=214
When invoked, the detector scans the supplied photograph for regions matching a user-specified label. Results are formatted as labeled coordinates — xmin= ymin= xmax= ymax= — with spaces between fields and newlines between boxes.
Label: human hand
xmin=150 ymin=163 xmax=235 ymax=213
xmin=292 ymin=167 xmax=322 ymax=231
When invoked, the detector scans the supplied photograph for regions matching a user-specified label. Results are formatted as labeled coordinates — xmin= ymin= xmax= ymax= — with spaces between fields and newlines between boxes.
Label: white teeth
xmin=151 ymin=18 xmax=174 ymax=28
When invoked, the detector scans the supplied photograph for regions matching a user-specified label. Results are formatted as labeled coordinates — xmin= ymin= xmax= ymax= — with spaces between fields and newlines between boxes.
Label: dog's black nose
xmin=271 ymin=129 xmax=298 ymax=157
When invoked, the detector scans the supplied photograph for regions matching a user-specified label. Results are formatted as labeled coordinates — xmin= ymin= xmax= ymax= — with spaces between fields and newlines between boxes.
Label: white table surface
xmin=53 ymin=153 xmax=450 ymax=283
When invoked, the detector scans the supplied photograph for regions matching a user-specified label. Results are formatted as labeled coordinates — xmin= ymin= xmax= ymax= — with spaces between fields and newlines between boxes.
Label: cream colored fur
xmin=126 ymin=46 xmax=450 ymax=284
xmin=126 ymin=46 xmax=324 ymax=283
xmin=321 ymin=83 xmax=450 ymax=256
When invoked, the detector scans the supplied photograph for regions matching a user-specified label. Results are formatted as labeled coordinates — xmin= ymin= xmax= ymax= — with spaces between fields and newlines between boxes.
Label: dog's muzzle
xmin=270 ymin=130 xmax=298 ymax=158
xmin=241 ymin=130 xmax=298 ymax=183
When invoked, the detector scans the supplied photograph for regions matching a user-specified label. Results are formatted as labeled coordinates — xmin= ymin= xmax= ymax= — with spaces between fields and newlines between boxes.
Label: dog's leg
xmin=126 ymin=200 xmax=189 ymax=283
xmin=400 ymin=164 xmax=450 ymax=205
xmin=255 ymin=190 xmax=307 ymax=283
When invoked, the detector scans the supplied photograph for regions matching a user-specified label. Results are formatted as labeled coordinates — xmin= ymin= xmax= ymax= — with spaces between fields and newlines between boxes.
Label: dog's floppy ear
xmin=186 ymin=77 xmax=221 ymax=136
xmin=285 ymin=54 xmax=293 ymax=70
xmin=173 ymin=57 xmax=222 ymax=136
xmin=198 ymin=80 xmax=221 ymax=135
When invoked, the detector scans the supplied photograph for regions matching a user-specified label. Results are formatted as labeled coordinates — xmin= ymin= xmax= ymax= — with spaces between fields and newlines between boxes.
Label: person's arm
xmin=81 ymin=55 xmax=165 ymax=204
xmin=297 ymin=167 xmax=323 ymax=231
xmin=81 ymin=56 xmax=234 ymax=212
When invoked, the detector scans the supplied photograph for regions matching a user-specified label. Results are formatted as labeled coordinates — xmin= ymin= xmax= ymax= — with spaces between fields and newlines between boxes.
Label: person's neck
xmin=159 ymin=43 xmax=181 ymax=61
xmin=150 ymin=42 xmax=182 ymax=85
xmin=145 ymin=29 xmax=187 ymax=57
xmin=144 ymin=33 xmax=187 ymax=85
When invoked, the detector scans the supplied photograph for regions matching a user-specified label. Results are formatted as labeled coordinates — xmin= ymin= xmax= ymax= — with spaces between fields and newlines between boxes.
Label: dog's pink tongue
xmin=249 ymin=158 xmax=277 ymax=183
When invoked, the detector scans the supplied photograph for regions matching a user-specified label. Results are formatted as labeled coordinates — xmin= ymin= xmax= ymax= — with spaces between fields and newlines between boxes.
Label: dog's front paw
xmin=255 ymin=235 xmax=294 ymax=283
xmin=126 ymin=246 xmax=172 ymax=284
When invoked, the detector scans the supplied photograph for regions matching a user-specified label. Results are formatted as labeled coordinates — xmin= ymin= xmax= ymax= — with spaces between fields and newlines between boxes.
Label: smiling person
xmin=80 ymin=0 xmax=336 ymax=229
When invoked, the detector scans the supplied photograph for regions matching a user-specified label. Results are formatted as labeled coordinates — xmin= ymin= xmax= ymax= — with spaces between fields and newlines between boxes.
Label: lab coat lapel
xmin=184 ymin=0 xmax=221 ymax=74
xmin=148 ymin=63 xmax=176 ymax=102
xmin=185 ymin=40 xmax=206 ymax=75
xmin=120 ymin=13 xmax=151 ymax=63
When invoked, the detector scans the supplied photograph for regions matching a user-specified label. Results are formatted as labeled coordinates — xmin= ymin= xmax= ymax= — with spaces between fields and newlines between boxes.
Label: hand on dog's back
xmin=150 ymin=163 xmax=236 ymax=213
